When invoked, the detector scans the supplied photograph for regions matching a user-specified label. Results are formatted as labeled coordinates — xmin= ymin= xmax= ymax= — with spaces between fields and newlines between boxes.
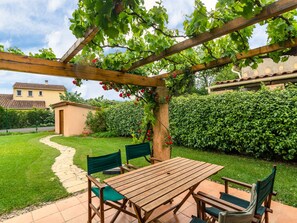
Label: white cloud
xmin=0 ymin=40 xmax=11 ymax=49
xmin=45 ymin=27 xmax=76 ymax=58
xmin=47 ymin=0 xmax=67 ymax=12
xmin=249 ymin=24 xmax=268 ymax=49
xmin=203 ymin=0 xmax=217 ymax=11
xmin=144 ymin=0 xmax=156 ymax=10
xmin=71 ymin=81 xmax=124 ymax=101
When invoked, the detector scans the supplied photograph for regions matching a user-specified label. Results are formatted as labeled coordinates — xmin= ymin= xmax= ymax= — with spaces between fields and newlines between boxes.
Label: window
xmin=28 ymin=91 xmax=33 ymax=97
xmin=17 ymin=90 xmax=22 ymax=96
xmin=39 ymin=91 xmax=43 ymax=96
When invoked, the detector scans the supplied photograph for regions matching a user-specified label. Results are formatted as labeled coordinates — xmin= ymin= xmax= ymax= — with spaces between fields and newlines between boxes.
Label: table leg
xmin=173 ymin=183 xmax=200 ymax=214
xmin=132 ymin=204 xmax=153 ymax=223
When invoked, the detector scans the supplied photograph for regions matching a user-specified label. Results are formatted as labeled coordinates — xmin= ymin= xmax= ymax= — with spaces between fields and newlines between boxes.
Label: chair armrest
xmin=221 ymin=177 xmax=252 ymax=194
xmin=87 ymin=175 xmax=106 ymax=188
xmin=194 ymin=192 xmax=258 ymax=223
xmin=222 ymin=177 xmax=277 ymax=196
xmin=122 ymin=165 xmax=134 ymax=172
xmin=150 ymin=157 xmax=163 ymax=163
xmin=194 ymin=191 xmax=244 ymax=212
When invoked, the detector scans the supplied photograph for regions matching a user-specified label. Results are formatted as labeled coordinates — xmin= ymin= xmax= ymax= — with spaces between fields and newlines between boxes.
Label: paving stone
xmin=39 ymin=135 xmax=87 ymax=193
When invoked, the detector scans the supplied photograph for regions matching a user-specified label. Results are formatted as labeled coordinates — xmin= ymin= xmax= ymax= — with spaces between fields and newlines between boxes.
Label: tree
xmin=59 ymin=91 xmax=85 ymax=104
xmin=86 ymin=96 xmax=119 ymax=108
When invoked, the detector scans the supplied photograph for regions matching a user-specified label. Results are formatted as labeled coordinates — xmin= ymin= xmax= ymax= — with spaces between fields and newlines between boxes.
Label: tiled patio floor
xmin=2 ymin=180 xmax=296 ymax=223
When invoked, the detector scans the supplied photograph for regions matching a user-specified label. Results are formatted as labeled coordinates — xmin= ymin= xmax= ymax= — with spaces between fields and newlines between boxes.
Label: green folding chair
xmin=124 ymin=142 xmax=162 ymax=171
xmin=191 ymin=184 xmax=257 ymax=223
xmin=204 ymin=166 xmax=277 ymax=223
xmin=87 ymin=150 xmax=133 ymax=223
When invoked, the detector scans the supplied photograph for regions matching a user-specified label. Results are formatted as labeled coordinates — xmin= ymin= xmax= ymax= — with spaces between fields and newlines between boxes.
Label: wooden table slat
xmin=111 ymin=158 xmax=197 ymax=188
xmin=122 ymin=162 xmax=211 ymax=199
xmin=114 ymin=160 xmax=205 ymax=192
xmin=142 ymin=165 xmax=223 ymax=212
xmin=104 ymin=157 xmax=183 ymax=184
xmin=134 ymin=164 xmax=219 ymax=207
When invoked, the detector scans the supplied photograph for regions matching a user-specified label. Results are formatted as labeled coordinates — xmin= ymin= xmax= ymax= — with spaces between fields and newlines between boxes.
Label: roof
xmin=51 ymin=101 xmax=99 ymax=110
xmin=0 ymin=94 xmax=46 ymax=110
xmin=210 ymin=69 xmax=297 ymax=91
xmin=0 ymin=94 xmax=13 ymax=108
xmin=13 ymin=82 xmax=66 ymax=91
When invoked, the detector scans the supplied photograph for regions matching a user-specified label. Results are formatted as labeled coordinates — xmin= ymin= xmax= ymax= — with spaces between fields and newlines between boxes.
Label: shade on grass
xmin=52 ymin=136 xmax=297 ymax=208
xmin=0 ymin=133 xmax=68 ymax=215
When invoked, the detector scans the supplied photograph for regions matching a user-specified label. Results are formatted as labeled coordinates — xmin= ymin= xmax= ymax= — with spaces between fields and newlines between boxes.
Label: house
xmin=0 ymin=81 xmax=66 ymax=110
xmin=52 ymin=101 xmax=98 ymax=136
xmin=208 ymin=56 xmax=297 ymax=93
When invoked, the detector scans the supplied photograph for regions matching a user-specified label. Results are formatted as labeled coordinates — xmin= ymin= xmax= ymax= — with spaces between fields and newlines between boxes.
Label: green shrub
xmin=101 ymin=87 xmax=297 ymax=161
xmin=170 ymin=87 xmax=297 ymax=161
xmin=0 ymin=108 xmax=54 ymax=129
xmin=85 ymin=110 xmax=106 ymax=132
xmin=105 ymin=102 xmax=143 ymax=136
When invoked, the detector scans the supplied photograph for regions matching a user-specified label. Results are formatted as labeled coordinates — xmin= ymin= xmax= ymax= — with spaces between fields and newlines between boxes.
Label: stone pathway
xmin=39 ymin=135 xmax=87 ymax=193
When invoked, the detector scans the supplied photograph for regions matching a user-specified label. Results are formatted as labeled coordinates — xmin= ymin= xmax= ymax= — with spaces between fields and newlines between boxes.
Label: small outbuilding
xmin=51 ymin=101 xmax=98 ymax=136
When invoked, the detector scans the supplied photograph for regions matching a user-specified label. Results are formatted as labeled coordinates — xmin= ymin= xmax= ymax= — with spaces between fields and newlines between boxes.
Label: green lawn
xmin=0 ymin=133 xmax=68 ymax=215
xmin=52 ymin=136 xmax=297 ymax=208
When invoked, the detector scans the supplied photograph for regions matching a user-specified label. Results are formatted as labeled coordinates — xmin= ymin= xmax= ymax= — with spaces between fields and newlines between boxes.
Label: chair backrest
xmin=255 ymin=166 xmax=277 ymax=212
xmin=125 ymin=142 xmax=151 ymax=163
xmin=218 ymin=184 xmax=257 ymax=223
xmin=87 ymin=150 xmax=122 ymax=175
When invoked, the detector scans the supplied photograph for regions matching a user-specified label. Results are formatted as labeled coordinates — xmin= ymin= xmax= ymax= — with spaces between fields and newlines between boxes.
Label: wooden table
xmin=104 ymin=157 xmax=224 ymax=223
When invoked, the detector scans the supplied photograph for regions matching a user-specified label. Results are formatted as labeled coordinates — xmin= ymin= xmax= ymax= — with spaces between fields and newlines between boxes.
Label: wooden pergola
xmin=1 ymin=0 xmax=297 ymax=161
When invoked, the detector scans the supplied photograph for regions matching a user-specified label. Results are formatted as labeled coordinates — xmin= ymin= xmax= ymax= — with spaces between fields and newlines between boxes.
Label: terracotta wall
xmin=54 ymin=105 xmax=95 ymax=137
xmin=242 ymin=56 xmax=297 ymax=78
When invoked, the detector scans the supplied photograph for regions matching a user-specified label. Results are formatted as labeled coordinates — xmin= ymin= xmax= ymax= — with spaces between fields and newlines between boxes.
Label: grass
xmin=52 ymin=136 xmax=297 ymax=208
xmin=0 ymin=132 xmax=68 ymax=215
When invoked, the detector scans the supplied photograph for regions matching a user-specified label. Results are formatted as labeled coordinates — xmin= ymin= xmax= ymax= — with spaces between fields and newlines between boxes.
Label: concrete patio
xmin=2 ymin=180 xmax=296 ymax=223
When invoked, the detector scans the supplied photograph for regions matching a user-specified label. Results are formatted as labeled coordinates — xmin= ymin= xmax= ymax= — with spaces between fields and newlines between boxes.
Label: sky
xmin=0 ymin=0 xmax=267 ymax=100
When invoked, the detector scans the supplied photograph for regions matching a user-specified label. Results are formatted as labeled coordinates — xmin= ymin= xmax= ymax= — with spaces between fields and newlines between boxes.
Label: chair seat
xmin=205 ymin=193 xmax=265 ymax=218
xmin=190 ymin=216 xmax=206 ymax=223
xmin=92 ymin=186 xmax=124 ymax=202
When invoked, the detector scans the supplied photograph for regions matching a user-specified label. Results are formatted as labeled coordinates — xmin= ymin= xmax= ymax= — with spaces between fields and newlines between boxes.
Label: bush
xmin=0 ymin=108 xmax=54 ymax=129
xmin=85 ymin=110 xmax=106 ymax=133
xmin=100 ymin=87 xmax=297 ymax=161
xmin=105 ymin=102 xmax=143 ymax=136
xmin=170 ymin=87 xmax=297 ymax=161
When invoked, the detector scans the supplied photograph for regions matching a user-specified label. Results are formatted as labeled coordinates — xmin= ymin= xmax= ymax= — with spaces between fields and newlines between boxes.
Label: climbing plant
xmin=68 ymin=0 xmax=297 ymax=143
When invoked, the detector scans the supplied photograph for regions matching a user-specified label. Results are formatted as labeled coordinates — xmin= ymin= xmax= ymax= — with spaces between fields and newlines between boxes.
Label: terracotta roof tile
xmin=13 ymin=82 xmax=66 ymax=91
xmin=0 ymin=94 xmax=13 ymax=108
xmin=0 ymin=94 xmax=46 ymax=109
xmin=214 ymin=69 xmax=297 ymax=85
xmin=8 ymin=100 xmax=46 ymax=109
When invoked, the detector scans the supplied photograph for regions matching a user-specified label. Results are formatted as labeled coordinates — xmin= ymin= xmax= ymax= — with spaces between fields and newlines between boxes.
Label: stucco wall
xmin=54 ymin=104 xmax=95 ymax=137
xmin=242 ymin=56 xmax=297 ymax=78
xmin=13 ymin=89 xmax=64 ymax=108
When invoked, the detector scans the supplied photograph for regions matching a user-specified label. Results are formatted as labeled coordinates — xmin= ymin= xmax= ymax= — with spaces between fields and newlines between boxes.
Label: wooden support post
xmin=152 ymin=87 xmax=171 ymax=161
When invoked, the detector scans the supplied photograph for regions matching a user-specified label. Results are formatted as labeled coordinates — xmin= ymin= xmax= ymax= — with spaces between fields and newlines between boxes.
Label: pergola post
xmin=152 ymin=86 xmax=171 ymax=161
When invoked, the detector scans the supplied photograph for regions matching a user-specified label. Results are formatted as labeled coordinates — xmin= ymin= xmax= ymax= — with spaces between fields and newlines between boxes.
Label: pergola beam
xmin=125 ymin=0 xmax=297 ymax=72
xmin=154 ymin=38 xmax=297 ymax=79
xmin=0 ymin=52 xmax=165 ymax=87
xmin=60 ymin=27 xmax=99 ymax=63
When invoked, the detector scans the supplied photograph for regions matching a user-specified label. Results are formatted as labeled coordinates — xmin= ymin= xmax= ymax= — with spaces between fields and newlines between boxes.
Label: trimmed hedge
xmin=103 ymin=87 xmax=297 ymax=161
xmin=0 ymin=108 xmax=54 ymax=130
xmin=170 ymin=87 xmax=297 ymax=161
xmin=105 ymin=102 xmax=143 ymax=137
